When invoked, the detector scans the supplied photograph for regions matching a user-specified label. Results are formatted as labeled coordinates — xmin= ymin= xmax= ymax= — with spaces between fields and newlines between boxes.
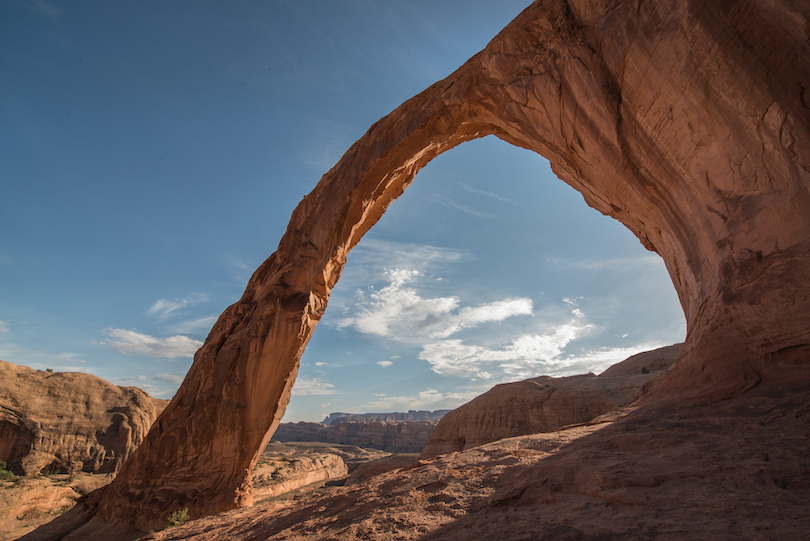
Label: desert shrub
xmin=641 ymin=367 xmax=650 ymax=374
xmin=0 ymin=460 xmax=14 ymax=480
xmin=165 ymin=508 xmax=189 ymax=529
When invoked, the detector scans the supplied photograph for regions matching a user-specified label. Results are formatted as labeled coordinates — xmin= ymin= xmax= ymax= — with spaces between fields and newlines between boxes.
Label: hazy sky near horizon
xmin=1 ymin=0 xmax=686 ymax=422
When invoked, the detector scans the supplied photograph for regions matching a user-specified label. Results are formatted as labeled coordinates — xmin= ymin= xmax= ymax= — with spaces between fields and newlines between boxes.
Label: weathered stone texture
xmin=0 ymin=361 xmax=167 ymax=476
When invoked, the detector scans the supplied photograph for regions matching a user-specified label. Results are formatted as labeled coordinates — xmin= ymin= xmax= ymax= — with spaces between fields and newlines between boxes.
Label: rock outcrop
xmin=31 ymin=0 xmax=810 ymax=536
xmin=0 ymin=361 xmax=167 ymax=476
xmin=421 ymin=344 xmax=681 ymax=458
xmin=145 ymin=386 xmax=810 ymax=540
xmin=252 ymin=453 xmax=347 ymax=501
xmin=274 ymin=420 xmax=438 ymax=453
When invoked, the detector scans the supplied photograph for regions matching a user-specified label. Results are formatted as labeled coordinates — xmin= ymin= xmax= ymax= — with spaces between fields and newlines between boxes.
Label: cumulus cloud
xmin=105 ymin=329 xmax=202 ymax=358
xmin=434 ymin=298 xmax=534 ymax=338
xmin=377 ymin=360 xmax=393 ymax=367
xmin=419 ymin=322 xmax=592 ymax=379
xmin=338 ymin=268 xmax=532 ymax=342
xmin=147 ymin=293 xmax=208 ymax=321
xmin=292 ymin=376 xmax=339 ymax=396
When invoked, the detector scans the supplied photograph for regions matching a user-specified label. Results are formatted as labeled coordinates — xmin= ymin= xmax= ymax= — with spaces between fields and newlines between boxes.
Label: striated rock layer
xmin=33 ymin=0 xmax=810 ymax=536
xmin=0 ymin=361 xmax=167 ymax=476
xmin=274 ymin=420 xmax=437 ymax=454
xmin=421 ymin=344 xmax=681 ymax=458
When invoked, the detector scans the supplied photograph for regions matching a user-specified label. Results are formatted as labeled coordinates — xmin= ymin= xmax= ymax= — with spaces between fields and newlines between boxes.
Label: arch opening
xmin=286 ymin=136 xmax=685 ymax=423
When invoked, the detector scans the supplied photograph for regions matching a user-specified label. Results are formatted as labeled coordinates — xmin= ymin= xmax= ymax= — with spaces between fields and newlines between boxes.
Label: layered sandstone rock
xmin=274 ymin=420 xmax=437 ymax=453
xmin=252 ymin=453 xmax=347 ymax=501
xmin=0 ymin=361 xmax=167 ymax=476
xmin=421 ymin=344 xmax=682 ymax=458
xmin=33 ymin=0 xmax=810 ymax=536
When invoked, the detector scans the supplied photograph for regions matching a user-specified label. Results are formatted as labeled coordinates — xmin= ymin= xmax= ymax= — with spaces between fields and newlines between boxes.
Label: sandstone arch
xmin=50 ymin=0 xmax=809 ymax=536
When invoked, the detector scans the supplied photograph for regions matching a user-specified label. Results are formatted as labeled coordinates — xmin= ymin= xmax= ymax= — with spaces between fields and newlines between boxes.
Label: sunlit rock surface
xmin=0 ymin=361 xmax=167 ymax=476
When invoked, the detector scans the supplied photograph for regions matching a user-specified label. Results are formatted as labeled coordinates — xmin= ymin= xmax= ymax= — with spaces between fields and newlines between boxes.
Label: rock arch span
xmin=46 ymin=0 xmax=809 ymax=536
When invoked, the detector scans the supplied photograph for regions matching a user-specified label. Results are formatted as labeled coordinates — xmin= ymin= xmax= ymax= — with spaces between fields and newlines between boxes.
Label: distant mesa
xmin=321 ymin=410 xmax=450 ymax=425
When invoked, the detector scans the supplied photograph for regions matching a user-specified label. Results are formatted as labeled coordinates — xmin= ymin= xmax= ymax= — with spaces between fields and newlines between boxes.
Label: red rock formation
xmin=421 ymin=344 xmax=681 ymax=458
xmin=0 ymin=361 xmax=167 ymax=476
xmin=274 ymin=420 xmax=437 ymax=453
xmin=33 ymin=0 xmax=810 ymax=536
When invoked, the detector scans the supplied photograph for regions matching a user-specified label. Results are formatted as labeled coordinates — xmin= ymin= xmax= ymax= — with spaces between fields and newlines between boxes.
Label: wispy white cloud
xmin=346 ymin=239 xmax=466 ymax=281
xmin=459 ymin=183 xmax=514 ymax=203
xmin=148 ymin=293 xmax=208 ymax=321
xmin=546 ymin=255 xmax=662 ymax=270
xmin=153 ymin=373 xmax=184 ymax=385
xmin=167 ymin=315 xmax=217 ymax=335
xmin=0 ymin=321 xmax=8 ymax=333
xmin=292 ymin=376 xmax=339 ymax=396
xmin=104 ymin=328 xmax=202 ymax=358
xmin=377 ymin=360 xmax=393 ymax=367
xmin=432 ymin=193 xmax=493 ymax=219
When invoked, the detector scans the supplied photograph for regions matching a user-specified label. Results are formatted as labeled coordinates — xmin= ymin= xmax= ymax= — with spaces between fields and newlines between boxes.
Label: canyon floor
xmin=142 ymin=386 xmax=810 ymax=541
xmin=3 ymin=443 xmax=389 ymax=541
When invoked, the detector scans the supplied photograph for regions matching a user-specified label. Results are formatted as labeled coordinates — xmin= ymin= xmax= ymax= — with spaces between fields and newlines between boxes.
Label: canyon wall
xmin=36 ymin=0 xmax=810 ymax=536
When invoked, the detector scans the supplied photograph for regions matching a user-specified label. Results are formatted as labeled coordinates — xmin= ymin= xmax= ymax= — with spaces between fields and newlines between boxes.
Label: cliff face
xmin=38 ymin=0 xmax=810 ymax=535
xmin=274 ymin=420 xmax=437 ymax=454
xmin=0 ymin=361 xmax=167 ymax=475
xmin=421 ymin=344 xmax=681 ymax=458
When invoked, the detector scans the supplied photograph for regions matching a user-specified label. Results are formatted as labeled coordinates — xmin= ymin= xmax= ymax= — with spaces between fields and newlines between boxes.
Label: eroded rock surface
xmin=421 ymin=344 xmax=681 ymax=458
xmin=274 ymin=420 xmax=438 ymax=453
xmin=146 ymin=386 xmax=810 ymax=540
xmin=252 ymin=453 xmax=347 ymax=501
xmin=31 ymin=0 xmax=810 ymax=536
xmin=0 ymin=361 xmax=167 ymax=476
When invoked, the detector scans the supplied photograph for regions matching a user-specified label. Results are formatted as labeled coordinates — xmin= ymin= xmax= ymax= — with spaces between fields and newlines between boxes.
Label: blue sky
xmin=1 ymin=0 xmax=685 ymax=422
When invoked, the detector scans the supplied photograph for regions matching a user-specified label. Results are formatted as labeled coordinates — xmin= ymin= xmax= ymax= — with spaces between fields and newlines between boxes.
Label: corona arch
xmin=44 ymin=0 xmax=810 ymax=536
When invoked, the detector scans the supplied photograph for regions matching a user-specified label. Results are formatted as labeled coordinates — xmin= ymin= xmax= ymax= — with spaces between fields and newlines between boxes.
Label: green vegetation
xmin=165 ymin=508 xmax=189 ymax=529
xmin=0 ymin=460 xmax=15 ymax=480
